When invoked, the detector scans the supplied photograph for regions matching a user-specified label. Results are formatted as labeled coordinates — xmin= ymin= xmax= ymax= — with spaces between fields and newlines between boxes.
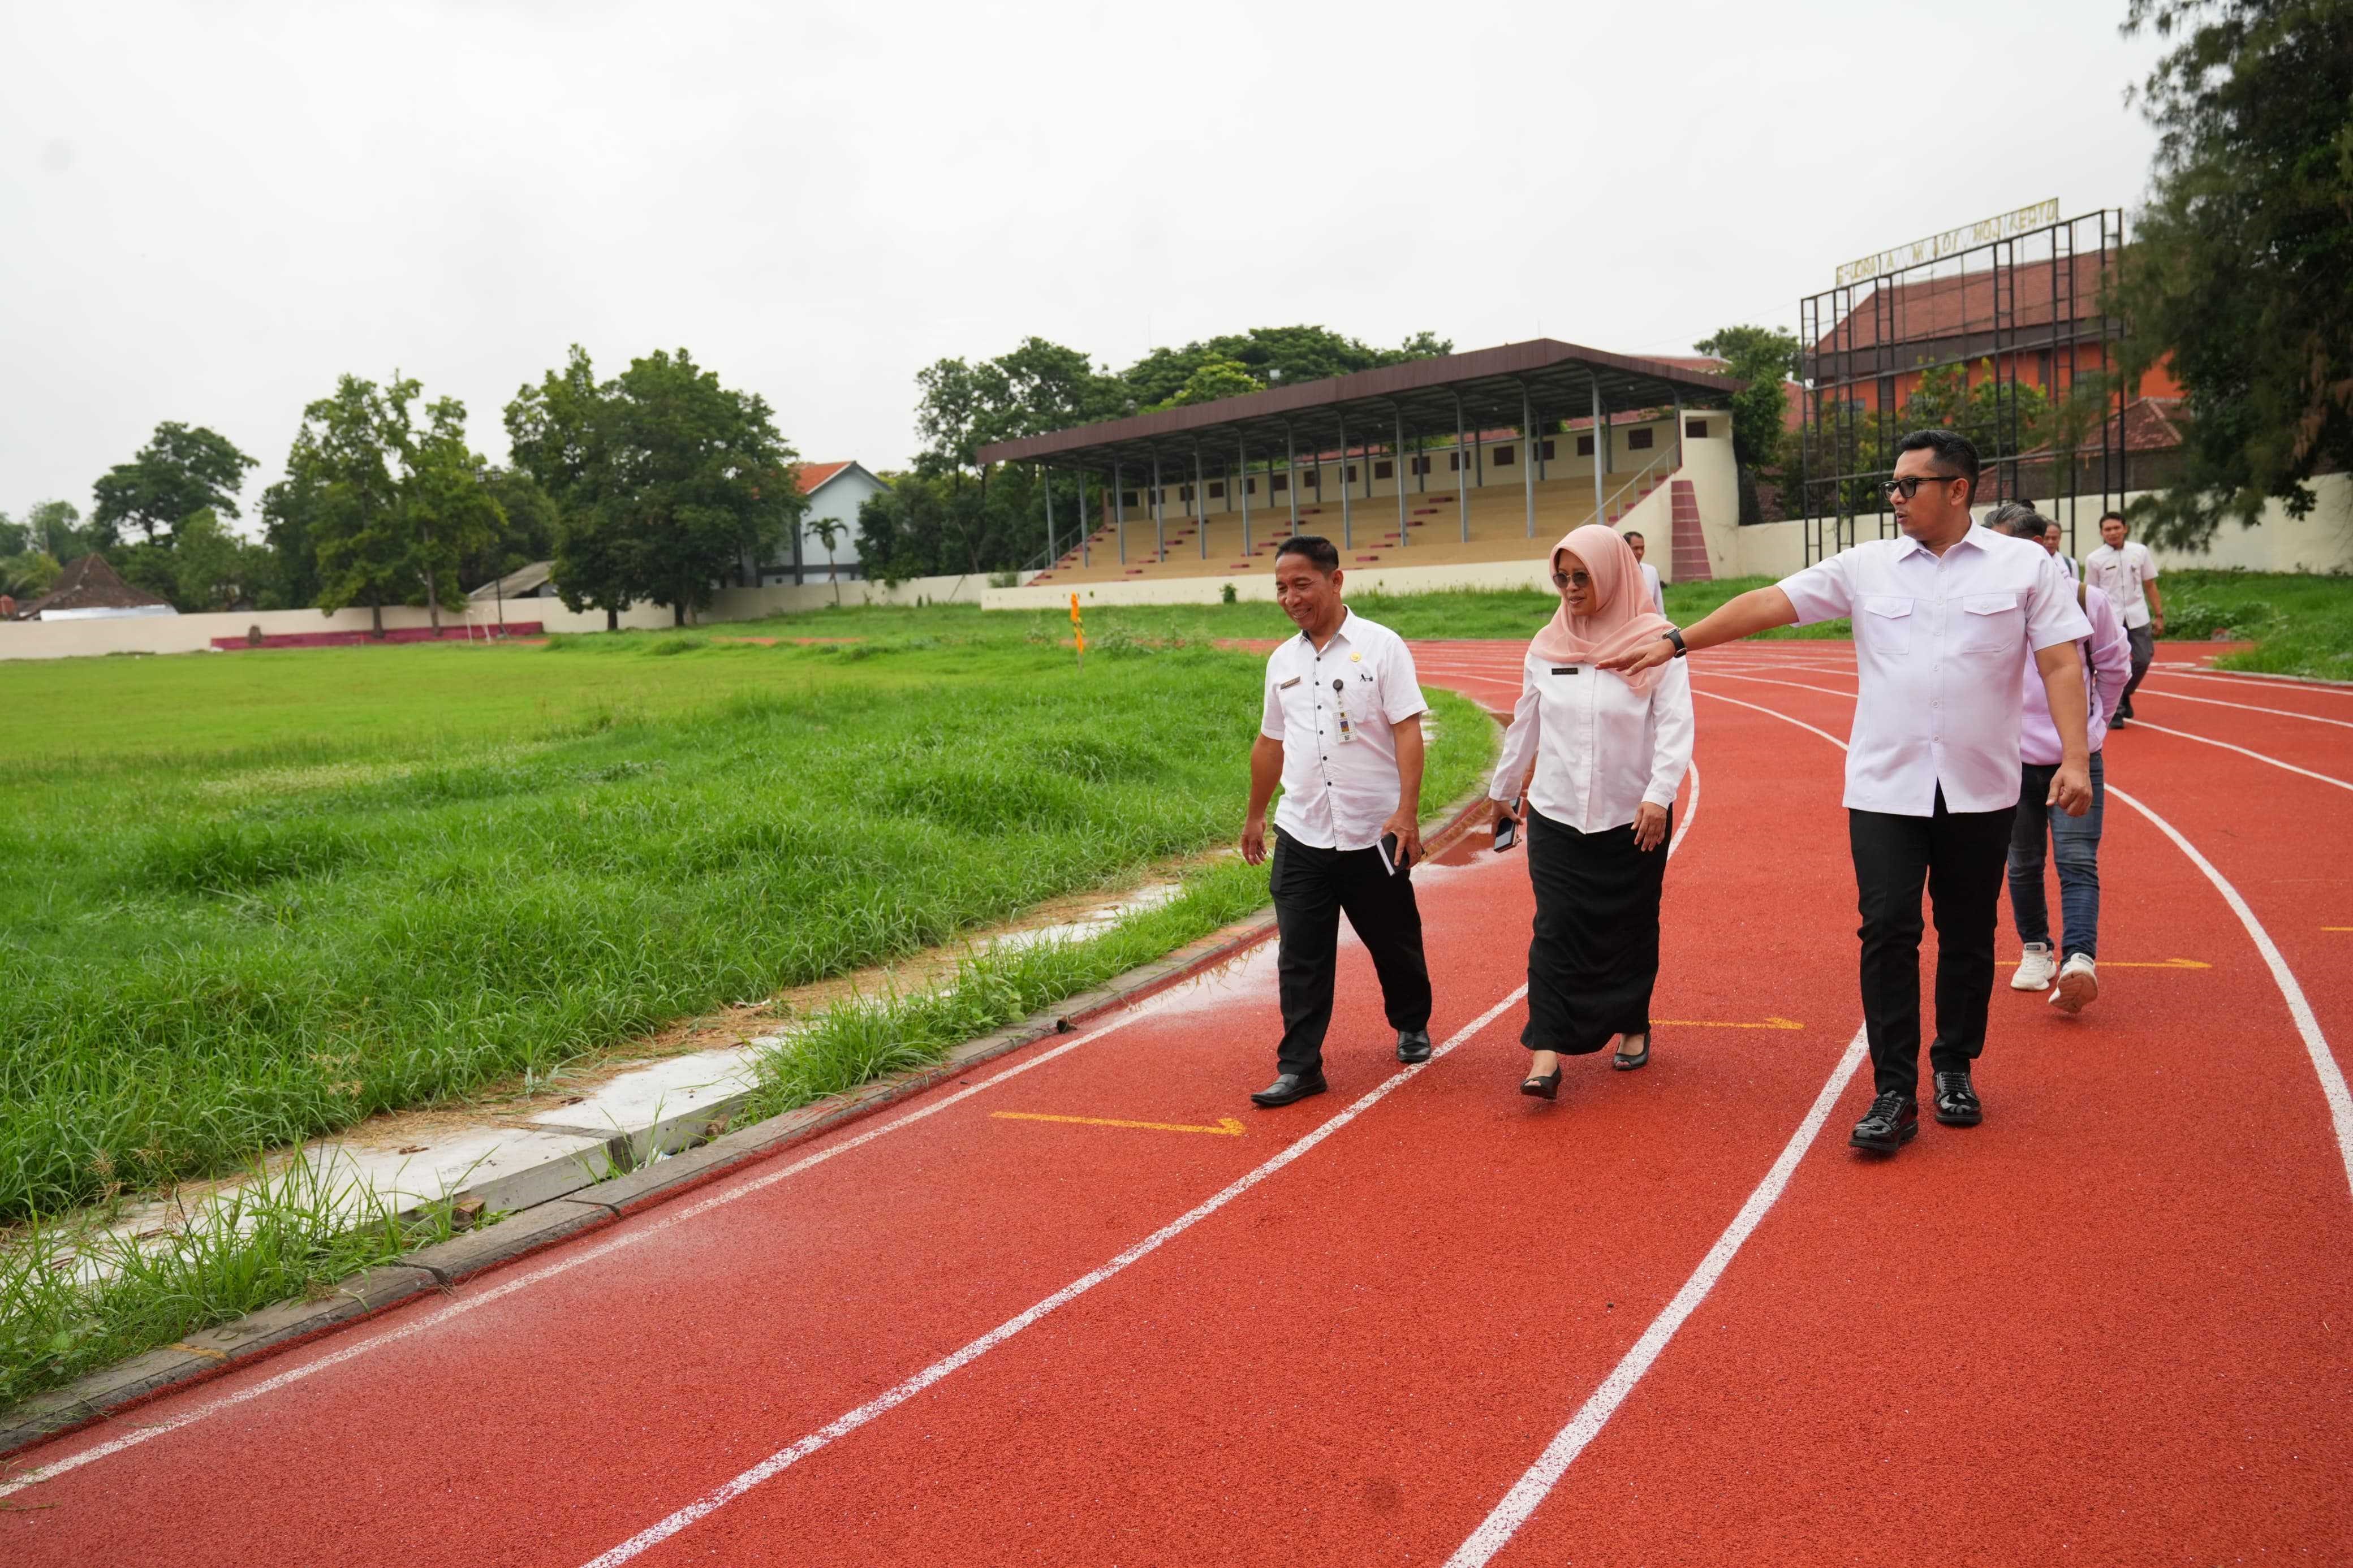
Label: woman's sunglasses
xmin=1550 ymin=569 xmax=1592 ymax=589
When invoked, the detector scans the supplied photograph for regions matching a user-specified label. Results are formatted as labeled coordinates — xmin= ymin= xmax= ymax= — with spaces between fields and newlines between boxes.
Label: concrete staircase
xmin=1668 ymin=478 xmax=1712 ymax=582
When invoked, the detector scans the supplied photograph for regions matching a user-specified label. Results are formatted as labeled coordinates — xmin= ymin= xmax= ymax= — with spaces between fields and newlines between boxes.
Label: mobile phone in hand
xmin=1378 ymin=831 xmax=1407 ymax=874
xmin=1493 ymin=799 xmax=1522 ymax=853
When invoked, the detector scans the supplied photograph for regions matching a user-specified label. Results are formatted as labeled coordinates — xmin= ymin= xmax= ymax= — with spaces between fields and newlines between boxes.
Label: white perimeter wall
xmin=1729 ymin=472 xmax=2353 ymax=583
xmin=0 ymin=573 xmax=1012 ymax=662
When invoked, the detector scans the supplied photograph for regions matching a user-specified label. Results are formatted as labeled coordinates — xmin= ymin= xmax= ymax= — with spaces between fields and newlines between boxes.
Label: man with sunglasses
xmin=1602 ymin=430 xmax=2093 ymax=1156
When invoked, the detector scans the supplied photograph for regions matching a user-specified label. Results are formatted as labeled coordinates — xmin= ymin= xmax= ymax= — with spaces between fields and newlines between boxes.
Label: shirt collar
xmin=1299 ymin=606 xmax=1355 ymax=647
xmin=1894 ymin=524 xmax=1990 ymax=561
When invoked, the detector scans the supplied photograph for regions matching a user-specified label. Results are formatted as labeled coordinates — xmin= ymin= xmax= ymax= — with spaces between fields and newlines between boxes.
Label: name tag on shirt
xmin=1278 ymin=676 xmax=1301 ymax=689
xmin=1550 ymin=666 xmax=1579 ymax=675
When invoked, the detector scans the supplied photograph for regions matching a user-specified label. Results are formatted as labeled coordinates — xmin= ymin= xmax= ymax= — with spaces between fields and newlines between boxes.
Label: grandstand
xmin=976 ymin=340 xmax=1740 ymax=605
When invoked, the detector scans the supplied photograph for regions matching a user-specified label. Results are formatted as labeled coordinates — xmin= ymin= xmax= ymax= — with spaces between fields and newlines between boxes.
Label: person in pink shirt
xmin=1985 ymin=504 xmax=2131 ymax=1014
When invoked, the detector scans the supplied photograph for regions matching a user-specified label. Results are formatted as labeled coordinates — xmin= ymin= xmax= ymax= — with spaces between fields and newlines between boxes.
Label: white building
xmin=740 ymin=461 xmax=887 ymax=586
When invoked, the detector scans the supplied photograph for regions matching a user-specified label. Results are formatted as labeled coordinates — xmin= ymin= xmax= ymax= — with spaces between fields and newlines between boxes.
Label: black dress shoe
xmin=1396 ymin=1028 xmax=1433 ymax=1064
xmin=1850 ymin=1091 xmax=1919 ymax=1152
xmin=1933 ymin=1070 xmax=1983 ymax=1126
xmin=1251 ymin=1071 xmax=1328 ymax=1108
xmin=1519 ymin=1066 xmax=1562 ymax=1100
xmin=1611 ymin=1034 xmax=1650 ymax=1071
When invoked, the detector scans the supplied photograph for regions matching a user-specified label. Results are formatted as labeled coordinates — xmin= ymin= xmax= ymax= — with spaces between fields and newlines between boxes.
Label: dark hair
xmin=1275 ymin=534 xmax=1339 ymax=573
xmin=2098 ymin=510 xmax=2128 ymax=530
xmin=1622 ymin=529 xmax=1644 ymax=541
xmin=1894 ymin=428 xmax=1980 ymax=501
xmin=1984 ymin=501 xmax=2048 ymax=538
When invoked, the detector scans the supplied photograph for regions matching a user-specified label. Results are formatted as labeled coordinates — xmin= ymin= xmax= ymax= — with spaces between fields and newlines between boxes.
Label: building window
xmin=1411 ymin=455 xmax=1432 ymax=475
xmin=1576 ymin=435 xmax=1596 ymax=457
xmin=1685 ymin=418 xmax=1709 ymax=438
xmin=1302 ymin=470 xmax=1320 ymax=488
xmin=1270 ymin=473 xmax=1288 ymax=493
xmin=1450 ymin=452 xmax=1467 ymax=471
xmin=1494 ymin=446 xmax=1515 ymax=466
xmin=1628 ymin=427 xmax=1655 ymax=451
xmin=1244 ymin=478 xmax=1256 ymax=494
xmin=1208 ymin=481 xmax=1224 ymax=498
xmin=1178 ymin=484 xmax=1194 ymax=502
xmin=1121 ymin=492 xmax=1138 ymax=508
xmin=1345 ymin=465 xmax=1358 ymax=483
xmin=1538 ymin=439 xmax=1556 ymax=462
xmin=1373 ymin=459 xmax=1393 ymax=481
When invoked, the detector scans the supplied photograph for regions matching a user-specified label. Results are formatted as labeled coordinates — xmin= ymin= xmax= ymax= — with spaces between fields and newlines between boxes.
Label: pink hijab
xmin=1528 ymin=523 xmax=1675 ymax=693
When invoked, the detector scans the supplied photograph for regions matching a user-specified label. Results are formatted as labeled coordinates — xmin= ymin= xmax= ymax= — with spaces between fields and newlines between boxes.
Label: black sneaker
xmin=1933 ymin=1070 xmax=1983 ymax=1126
xmin=1850 ymin=1091 xmax=1919 ymax=1153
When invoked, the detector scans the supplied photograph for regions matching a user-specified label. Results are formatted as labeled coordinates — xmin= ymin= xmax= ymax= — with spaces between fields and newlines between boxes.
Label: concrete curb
xmin=0 ymin=786 xmax=1497 ymax=1460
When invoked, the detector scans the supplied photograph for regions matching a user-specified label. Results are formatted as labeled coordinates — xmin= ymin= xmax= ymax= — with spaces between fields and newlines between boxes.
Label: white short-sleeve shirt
xmin=1260 ymin=609 xmax=1429 ymax=849
xmin=2084 ymin=540 xmax=2159 ymax=629
xmin=1777 ymin=526 xmax=2091 ymax=816
xmin=1639 ymin=561 xmax=1666 ymax=616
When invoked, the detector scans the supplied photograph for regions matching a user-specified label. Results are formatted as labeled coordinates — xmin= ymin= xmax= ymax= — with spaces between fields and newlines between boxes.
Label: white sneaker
xmin=2050 ymin=953 xmax=2099 ymax=1014
xmin=2010 ymin=943 xmax=2057 ymax=991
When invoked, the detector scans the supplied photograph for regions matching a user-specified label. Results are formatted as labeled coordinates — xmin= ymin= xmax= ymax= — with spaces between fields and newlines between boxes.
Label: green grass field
xmin=0 ymin=628 xmax=1489 ymax=1227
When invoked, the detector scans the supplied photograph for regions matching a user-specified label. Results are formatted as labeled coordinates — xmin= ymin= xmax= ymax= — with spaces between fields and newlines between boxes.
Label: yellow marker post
xmin=992 ymin=1111 xmax=1247 ymax=1137
xmin=1069 ymin=593 xmax=1085 ymax=671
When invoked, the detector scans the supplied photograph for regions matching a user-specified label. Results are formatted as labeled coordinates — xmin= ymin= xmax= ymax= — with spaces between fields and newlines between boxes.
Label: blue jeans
xmin=2008 ymin=753 xmax=2104 ymax=960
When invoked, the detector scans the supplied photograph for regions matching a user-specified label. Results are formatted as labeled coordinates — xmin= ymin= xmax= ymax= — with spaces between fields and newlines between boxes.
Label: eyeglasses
xmin=1881 ymin=472 xmax=1960 ymax=500
xmin=1550 ymin=570 xmax=1592 ymax=589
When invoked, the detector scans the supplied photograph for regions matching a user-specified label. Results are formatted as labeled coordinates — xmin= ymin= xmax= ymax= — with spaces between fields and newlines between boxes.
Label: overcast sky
xmin=2 ymin=1 xmax=2167 ymax=536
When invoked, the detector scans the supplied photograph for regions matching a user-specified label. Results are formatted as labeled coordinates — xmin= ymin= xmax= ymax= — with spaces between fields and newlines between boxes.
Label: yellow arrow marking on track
xmin=1651 ymin=1017 xmax=1805 ymax=1030
xmin=991 ymin=1112 xmax=1247 ymax=1137
xmin=2095 ymin=958 xmax=2211 ymax=969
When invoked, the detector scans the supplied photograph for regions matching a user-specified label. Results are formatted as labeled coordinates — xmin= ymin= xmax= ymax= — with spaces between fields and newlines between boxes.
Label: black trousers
xmin=1270 ymin=828 xmax=1433 ymax=1077
xmin=1848 ymin=789 xmax=2018 ymax=1100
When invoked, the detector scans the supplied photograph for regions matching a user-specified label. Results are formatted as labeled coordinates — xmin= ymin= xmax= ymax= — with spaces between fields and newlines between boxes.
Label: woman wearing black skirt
xmin=1491 ymin=524 xmax=1695 ymax=1099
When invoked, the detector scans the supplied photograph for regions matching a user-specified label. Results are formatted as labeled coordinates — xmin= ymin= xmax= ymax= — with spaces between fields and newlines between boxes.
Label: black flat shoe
xmin=1932 ymin=1069 xmax=1983 ymax=1126
xmin=1612 ymin=1035 xmax=1650 ymax=1071
xmin=1251 ymin=1071 xmax=1327 ymax=1108
xmin=1519 ymin=1067 xmax=1562 ymax=1100
xmin=1395 ymin=1028 xmax=1433 ymax=1065
xmin=1850 ymin=1091 xmax=1919 ymax=1153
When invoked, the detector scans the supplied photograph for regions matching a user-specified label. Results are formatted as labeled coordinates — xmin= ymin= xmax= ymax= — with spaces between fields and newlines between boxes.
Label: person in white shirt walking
xmin=2083 ymin=510 xmax=2165 ymax=725
xmin=1604 ymin=430 xmax=2093 ymax=1156
xmin=1241 ymin=535 xmax=1435 ymax=1108
xmin=1988 ymin=503 xmax=2132 ymax=1014
xmin=2040 ymin=519 xmax=2079 ymax=580
xmin=1492 ymin=525 xmax=1694 ymax=1099
xmin=1625 ymin=530 xmax=1668 ymax=615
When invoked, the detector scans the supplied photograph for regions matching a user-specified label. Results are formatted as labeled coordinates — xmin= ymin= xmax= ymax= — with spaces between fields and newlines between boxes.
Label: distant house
xmin=14 ymin=555 xmax=176 ymax=621
xmin=467 ymin=561 xmax=563 ymax=602
xmin=738 ymin=461 xmax=887 ymax=586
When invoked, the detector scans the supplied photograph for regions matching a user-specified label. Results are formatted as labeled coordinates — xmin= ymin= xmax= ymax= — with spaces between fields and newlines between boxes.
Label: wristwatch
xmin=1664 ymin=627 xmax=1687 ymax=659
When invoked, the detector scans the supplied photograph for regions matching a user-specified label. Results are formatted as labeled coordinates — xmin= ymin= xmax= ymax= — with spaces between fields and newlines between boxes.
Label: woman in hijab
xmin=1492 ymin=524 xmax=1695 ymax=1099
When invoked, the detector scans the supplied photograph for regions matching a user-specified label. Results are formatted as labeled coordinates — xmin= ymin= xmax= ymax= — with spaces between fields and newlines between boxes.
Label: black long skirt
xmin=1522 ymin=806 xmax=1669 ymax=1055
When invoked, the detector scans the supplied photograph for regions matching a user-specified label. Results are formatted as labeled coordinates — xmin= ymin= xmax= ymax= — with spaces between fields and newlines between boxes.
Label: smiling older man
xmin=1239 ymin=535 xmax=1434 ymax=1108
xmin=1604 ymin=430 xmax=2092 ymax=1156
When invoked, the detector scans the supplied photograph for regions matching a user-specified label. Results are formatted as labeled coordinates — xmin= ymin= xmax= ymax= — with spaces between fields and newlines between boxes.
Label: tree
xmin=400 ymin=397 xmax=506 ymax=630
xmin=3 ymin=499 xmax=97 ymax=563
xmin=281 ymin=375 xmax=411 ymax=636
xmin=169 ymin=509 xmax=279 ymax=612
xmin=913 ymin=338 xmax=1124 ymax=472
xmin=506 ymin=345 xmax=801 ymax=626
xmin=1694 ymin=325 xmax=1802 ymax=474
xmin=805 ymin=511 xmax=847 ymax=604
xmin=90 ymin=422 xmax=256 ymax=546
xmin=2114 ymin=0 xmax=2353 ymax=547
xmin=1121 ymin=325 xmax=1448 ymax=408
xmin=0 ymin=549 xmax=61 ymax=603
xmin=1151 ymin=357 xmax=1264 ymax=411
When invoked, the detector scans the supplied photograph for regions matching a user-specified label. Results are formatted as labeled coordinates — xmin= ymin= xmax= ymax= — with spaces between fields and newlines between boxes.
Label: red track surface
xmin=7 ymin=641 xmax=2348 ymax=1565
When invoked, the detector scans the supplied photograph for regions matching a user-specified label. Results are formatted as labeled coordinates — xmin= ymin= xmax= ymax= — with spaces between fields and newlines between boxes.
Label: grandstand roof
xmin=976 ymin=339 xmax=1741 ymax=476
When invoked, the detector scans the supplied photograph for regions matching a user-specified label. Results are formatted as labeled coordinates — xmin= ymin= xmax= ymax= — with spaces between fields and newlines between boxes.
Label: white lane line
xmin=2144 ymin=689 xmax=2353 ymax=730
xmin=570 ymin=752 xmax=1709 ymax=1563
xmin=2127 ymin=721 xmax=2353 ymax=793
xmin=2107 ymin=785 xmax=2353 ymax=1199
xmin=575 ymin=989 xmax=1539 ymax=1568
xmin=1442 ymin=1027 xmax=1871 ymax=1567
xmin=2151 ymin=669 xmax=2353 ymax=699
xmin=1689 ymin=689 xmax=1854 ymax=749
xmin=0 ymin=999 xmax=1183 ymax=1498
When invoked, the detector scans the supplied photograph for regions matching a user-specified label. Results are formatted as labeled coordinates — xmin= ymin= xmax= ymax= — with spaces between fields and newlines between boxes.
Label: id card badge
xmin=1331 ymin=677 xmax=1355 ymax=744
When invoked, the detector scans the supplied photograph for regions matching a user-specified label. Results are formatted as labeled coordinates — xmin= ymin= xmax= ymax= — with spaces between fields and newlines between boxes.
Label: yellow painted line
xmin=990 ymin=1112 xmax=1247 ymax=1137
xmin=2324 ymin=927 xmax=2353 ymax=932
xmin=1652 ymin=1017 xmax=1804 ymax=1030
xmin=2098 ymin=958 xmax=2212 ymax=969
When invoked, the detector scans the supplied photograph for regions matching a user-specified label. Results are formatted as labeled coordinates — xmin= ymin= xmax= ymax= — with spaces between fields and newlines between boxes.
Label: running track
xmin=6 ymin=642 xmax=2348 ymax=1564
